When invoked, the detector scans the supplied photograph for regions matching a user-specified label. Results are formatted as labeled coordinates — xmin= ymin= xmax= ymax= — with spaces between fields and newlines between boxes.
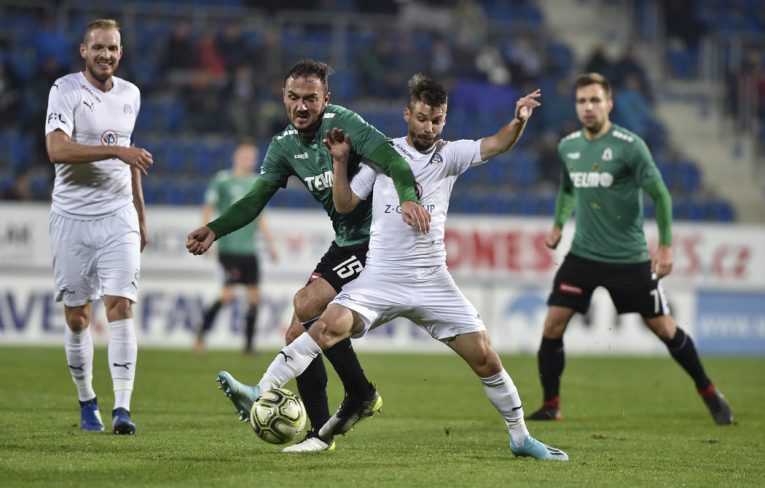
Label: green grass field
xmin=0 ymin=347 xmax=762 ymax=487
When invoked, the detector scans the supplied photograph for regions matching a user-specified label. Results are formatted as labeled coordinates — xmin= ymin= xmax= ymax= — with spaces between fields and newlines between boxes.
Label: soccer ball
xmin=249 ymin=388 xmax=306 ymax=445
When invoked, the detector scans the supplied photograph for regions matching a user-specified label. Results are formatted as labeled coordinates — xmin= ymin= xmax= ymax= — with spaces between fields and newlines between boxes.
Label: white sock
xmin=481 ymin=369 xmax=529 ymax=445
xmin=65 ymin=327 xmax=96 ymax=402
xmin=258 ymin=333 xmax=322 ymax=392
xmin=108 ymin=318 xmax=137 ymax=412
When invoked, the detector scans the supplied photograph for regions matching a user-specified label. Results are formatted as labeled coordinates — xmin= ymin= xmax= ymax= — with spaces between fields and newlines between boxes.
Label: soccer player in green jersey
xmin=186 ymin=59 xmax=430 ymax=452
xmin=194 ymin=140 xmax=278 ymax=356
xmin=526 ymin=73 xmax=734 ymax=425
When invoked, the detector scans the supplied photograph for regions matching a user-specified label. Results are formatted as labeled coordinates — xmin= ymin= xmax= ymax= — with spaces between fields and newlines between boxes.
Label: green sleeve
xmin=207 ymin=178 xmax=279 ymax=239
xmin=630 ymin=137 xmax=672 ymax=246
xmin=644 ymin=178 xmax=673 ymax=246
xmin=553 ymin=144 xmax=575 ymax=228
xmin=367 ymin=141 xmax=419 ymax=203
xmin=553 ymin=177 xmax=576 ymax=228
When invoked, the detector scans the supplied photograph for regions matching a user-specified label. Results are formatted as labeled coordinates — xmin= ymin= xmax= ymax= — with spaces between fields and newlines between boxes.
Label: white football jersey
xmin=350 ymin=136 xmax=486 ymax=268
xmin=45 ymin=72 xmax=141 ymax=218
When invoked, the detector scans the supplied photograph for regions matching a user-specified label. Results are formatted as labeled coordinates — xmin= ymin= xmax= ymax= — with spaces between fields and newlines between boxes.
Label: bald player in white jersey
xmin=220 ymin=75 xmax=568 ymax=459
xmin=44 ymin=19 xmax=153 ymax=435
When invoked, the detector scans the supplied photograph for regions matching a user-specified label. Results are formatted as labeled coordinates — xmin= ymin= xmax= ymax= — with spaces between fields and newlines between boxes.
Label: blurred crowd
xmin=0 ymin=0 xmax=754 ymax=221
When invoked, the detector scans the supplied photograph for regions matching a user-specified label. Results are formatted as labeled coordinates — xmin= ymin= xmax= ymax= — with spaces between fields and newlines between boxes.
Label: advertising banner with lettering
xmin=1 ymin=203 xmax=763 ymax=354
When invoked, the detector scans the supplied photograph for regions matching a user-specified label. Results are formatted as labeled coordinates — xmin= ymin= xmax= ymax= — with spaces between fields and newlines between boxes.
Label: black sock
xmin=663 ymin=327 xmax=712 ymax=391
xmin=323 ymin=338 xmax=374 ymax=399
xmin=296 ymin=355 xmax=330 ymax=434
xmin=244 ymin=305 xmax=258 ymax=352
xmin=197 ymin=300 xmax=222 ymax=339
xmin=538 ymin=337 xmax=565 ymax=403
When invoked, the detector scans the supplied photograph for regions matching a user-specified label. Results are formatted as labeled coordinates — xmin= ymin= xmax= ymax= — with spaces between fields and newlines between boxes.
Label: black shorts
xmin=308 ymin=241 xmax=369 ymax=293
xmin=547 ymin=253 xmax=669 ymax=318
xmin=219 ymin=253 xmax=260 ymax=285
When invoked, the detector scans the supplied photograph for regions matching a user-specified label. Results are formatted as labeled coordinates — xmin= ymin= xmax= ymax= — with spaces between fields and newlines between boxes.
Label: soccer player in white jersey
xmin=219 ymin=75 xmax=568 ymax=460
xmin=44 ymin=19 xmax=153 ymax=435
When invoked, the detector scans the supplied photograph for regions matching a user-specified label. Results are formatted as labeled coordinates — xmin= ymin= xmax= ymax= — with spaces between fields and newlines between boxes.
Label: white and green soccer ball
xmin=250 ymin=388 xmax=306 ymax=445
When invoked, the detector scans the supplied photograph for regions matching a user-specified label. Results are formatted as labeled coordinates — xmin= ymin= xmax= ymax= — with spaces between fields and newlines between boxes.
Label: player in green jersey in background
xmin=526 ymin=73 xmax=734 ymax=426
xmin=187 ymin=59 xmax=430 ymax=452
xmin=194 ymin=139 xmax=278 ymax=356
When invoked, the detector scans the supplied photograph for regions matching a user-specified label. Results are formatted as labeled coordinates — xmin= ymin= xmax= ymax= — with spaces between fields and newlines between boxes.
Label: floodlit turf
xmin=0 ymin=347 xmax=762 ymax=487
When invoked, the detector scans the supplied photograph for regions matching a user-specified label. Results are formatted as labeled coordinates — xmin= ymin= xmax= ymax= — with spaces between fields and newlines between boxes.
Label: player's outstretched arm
xmin=480 ymin=88 xmax=541 ymax=160
xmin=46 ymin=130 xmax=153 ymax=175
xmin=324 ymin=128 xmax=361 ymax=213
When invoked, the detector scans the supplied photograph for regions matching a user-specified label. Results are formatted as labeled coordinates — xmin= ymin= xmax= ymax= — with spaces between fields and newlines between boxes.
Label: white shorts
xmin=49 ymin=205 xmax=141 ymax=307
xmin=331 ymin=265 xmax=486 ymax=342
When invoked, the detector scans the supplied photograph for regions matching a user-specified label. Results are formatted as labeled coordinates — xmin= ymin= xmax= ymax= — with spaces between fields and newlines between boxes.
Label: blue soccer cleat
xmin=217 ymin=371 xmax=260 ymax=422
xmin=79 ymin=397 xmax=105 ymax=432
xmin=112 ymin=408 xmax=136 ymax=435
xmin=510 ymin=434 xmax=568 ymax=461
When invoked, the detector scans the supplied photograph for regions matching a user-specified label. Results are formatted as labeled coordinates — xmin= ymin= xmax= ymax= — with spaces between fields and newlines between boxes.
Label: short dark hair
xmin=83 ymin=19 xmax=120 ymax=43
xmin=574 ymin=72 xmax=612 ymax=98
xmin=407 ymin=73 xmax=448 ymax=108
xmin=285 ymin=59 xmax=334 ymax=92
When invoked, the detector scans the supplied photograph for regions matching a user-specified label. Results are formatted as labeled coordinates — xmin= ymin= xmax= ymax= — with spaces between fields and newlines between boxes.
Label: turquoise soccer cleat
xmin=510 ymin=434 xmax=568 ymax=461
xmin=217 ymin=371 xmax=260 ymax=422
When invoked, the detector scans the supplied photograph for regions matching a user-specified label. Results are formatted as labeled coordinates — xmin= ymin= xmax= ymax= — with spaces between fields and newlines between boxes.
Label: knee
xmin=292 ymin=289 xmax=316 ymax=322
xmin=474 ymin=350 xmax=502 ymax=378
xmin=66 ymin=310 xmax=90 ymax=332
xmin=105 ymin=298 xmax=133 ymax=321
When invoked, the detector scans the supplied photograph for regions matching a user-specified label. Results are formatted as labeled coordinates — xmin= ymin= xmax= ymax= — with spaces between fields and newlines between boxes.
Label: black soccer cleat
xmin=702 ymin=389 xmax=734 ymax=425
xmin=525 ymin=405 xmax=563 ymax=421
xmin=318 ymin=388 xmax=383 ymax=437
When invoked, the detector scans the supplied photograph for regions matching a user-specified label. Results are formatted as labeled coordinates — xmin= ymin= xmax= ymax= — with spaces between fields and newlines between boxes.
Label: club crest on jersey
xmin=123 ymin=104 xmax=133 ymax=114
xmin=602 ymin=147 xmax=613 ymax=161
xmin=101 ymin=130 xmax=119 ymax=146
xmin=426 ymin=152 xmax=443 ymax=166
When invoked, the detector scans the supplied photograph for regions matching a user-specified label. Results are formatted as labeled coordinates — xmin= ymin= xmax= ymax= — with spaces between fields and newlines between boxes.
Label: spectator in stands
xmin=161 ymin=21 xmax=198 ymax=90
xmin=614 ymin=73 xmax=654 ymax=135
xmin=475 ymin=35 xmax=511 ymax=85
xmin=429 ymin=34 xmax=455 ymax=81
xmin=0 ymin=55 xmax=22 ymax=129
xmin=216 ymin=20 xmax=255 ymax=73
xmin=612 ymin=45 xmax=653 ymax=103
xmin=357 ymin=34 xmax=400 ymax=100
xmin=225 ymin=64 xmax=258 ymax=136
xmin=507 ymin=34 xmax=541 ymax=87
xmin=583 ymin=44 xmax=615 ymax=82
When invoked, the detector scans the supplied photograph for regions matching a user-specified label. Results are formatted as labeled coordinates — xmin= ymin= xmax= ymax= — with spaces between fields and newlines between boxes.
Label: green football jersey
xmin=258 ymin=104 xmax=388 ymax=246
xmin=557 ymin=124 xmax=665 ymax=263
xmin=205 ymin=170 xmax=259 ymax=255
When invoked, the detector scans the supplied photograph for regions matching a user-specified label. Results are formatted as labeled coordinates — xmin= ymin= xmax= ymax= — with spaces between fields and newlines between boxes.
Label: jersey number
xmin=333 ymin=256 xmax=363 ymax=279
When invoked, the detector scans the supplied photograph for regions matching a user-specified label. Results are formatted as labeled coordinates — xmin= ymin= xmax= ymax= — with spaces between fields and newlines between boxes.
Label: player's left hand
xmin=652 ymin=244 xmax=674 ymax=280
xmin=401 ymin=200 xmax=431 ymax=234
xmin=515 ymin=88 xmax=541 ymax=122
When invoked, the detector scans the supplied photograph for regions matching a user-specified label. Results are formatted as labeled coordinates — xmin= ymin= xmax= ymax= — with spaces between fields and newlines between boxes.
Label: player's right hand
xmin=545 ymin=226 xmax=562 ymax=249
xmin=118 ymin=146 xmax=153 ymax=176
xmin=187 ymin=226 xmax=216 ymax=255
xmin=401 ymin=200 xmax=431 ymax=234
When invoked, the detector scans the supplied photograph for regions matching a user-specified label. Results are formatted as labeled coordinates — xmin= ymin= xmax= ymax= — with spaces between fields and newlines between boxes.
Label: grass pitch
xmin=0 ymin=347 xmax=762 ymax=487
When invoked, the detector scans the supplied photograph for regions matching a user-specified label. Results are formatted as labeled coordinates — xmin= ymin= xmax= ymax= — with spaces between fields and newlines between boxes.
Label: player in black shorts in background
xmin=526 ymin=73 xmax=734 ymax=425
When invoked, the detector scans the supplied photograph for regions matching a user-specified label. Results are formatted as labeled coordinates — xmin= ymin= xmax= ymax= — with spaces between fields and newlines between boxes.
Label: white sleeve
xmin=45 ymin=78 xmax=78 ymax=137
xmin=443 ymin=139 xmax=485 ymax=175
xmin=349 ymin=162 xmax=378 ymax=200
